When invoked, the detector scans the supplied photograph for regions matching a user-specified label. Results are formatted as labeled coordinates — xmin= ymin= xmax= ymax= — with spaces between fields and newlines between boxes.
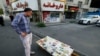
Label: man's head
xmin=24 ymin=8 xmax=33 ymax=17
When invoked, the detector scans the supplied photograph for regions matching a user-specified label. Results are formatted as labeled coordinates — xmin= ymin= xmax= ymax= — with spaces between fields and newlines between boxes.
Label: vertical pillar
xmin=37 ymin=0 xmax=43 ymax=22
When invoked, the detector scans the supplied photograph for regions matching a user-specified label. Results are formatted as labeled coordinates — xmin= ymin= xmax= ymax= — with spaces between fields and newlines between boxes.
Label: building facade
xmin=65 ymin=0 xmax=98 ymax=19
xmin=67 ymin=0 xmax=98 ymax=12
xmin=41 ymin=0 xmax=65 ymax=23
xmin=1 ymin=0 xmax=99 ymax=22
xmin=10 ymin=0 xmax=65 ymax=23
xmin=0 ymin=0 xmax=11 ymax=15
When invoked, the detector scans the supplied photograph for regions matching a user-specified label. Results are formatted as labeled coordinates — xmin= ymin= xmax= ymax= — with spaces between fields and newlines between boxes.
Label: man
xmin=11 ymin=8 xmax=35 ymax=56
xmin=0 ymin=15 xmax=5 ymax=26
xmin=9 ymin=14 xmax=14 ymax=22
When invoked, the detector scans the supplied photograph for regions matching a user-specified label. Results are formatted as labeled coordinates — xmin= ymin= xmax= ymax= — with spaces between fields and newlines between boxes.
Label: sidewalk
xmin=32 ymin=19 xmax=77 ymax=27
xmin=46 ymin=19 xmax=77 ymax=26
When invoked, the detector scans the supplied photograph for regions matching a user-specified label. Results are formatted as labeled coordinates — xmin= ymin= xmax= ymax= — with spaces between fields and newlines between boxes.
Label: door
xmin=92 ymin=16 xmax=98 ymax=23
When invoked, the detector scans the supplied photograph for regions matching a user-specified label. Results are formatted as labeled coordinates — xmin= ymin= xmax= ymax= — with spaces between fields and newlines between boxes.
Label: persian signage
xmin=11 ymin=0 xmax=38 ymax=11
xmin=41 ymin=0 xmax=65 ymax=11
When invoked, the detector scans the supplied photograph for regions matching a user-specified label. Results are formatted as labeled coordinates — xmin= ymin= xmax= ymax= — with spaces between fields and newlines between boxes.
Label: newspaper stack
xmin=36 ymin=36 xmax=74 ymax=56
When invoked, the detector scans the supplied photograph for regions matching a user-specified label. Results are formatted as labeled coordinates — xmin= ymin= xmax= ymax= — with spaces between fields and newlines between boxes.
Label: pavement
xmin=0 ymin=20 xmax=52 ymax=56
xmin=0 ymin=20 xmax=100 ymax=56
xmin=31 ymin=22 xmax=100 ymax=56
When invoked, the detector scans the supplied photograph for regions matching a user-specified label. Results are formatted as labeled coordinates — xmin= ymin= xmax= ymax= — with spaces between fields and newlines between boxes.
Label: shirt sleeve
xmin=11 ymin=14 xmax=22 ymax=34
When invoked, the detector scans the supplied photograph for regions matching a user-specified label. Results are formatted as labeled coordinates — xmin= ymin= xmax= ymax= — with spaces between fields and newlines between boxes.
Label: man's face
xmin=26 ymin=11 xmax=33 ymax=17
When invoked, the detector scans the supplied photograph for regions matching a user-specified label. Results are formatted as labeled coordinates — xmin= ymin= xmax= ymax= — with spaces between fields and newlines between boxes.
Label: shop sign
xmin=41 ymin=0 xmax=65 ymax=11
xmin=6 ymin=0 xmax=10 ymax=5
xmin=11 ymin=0 xmax=38 ymax=11
xmin=68 ymin=6 xmax=79 ymax=12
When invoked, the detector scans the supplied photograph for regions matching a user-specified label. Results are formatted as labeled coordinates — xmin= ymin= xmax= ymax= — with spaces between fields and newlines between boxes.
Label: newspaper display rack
xmin=36 ymin=36 xmax=76 ymax=56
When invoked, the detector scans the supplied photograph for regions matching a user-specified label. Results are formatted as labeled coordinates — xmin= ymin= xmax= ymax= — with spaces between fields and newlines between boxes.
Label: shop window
xmin=68 ymin=0 xmax=73 ymax=2
xmin=50 ymin=12 xmax=60 ymax=18
xmin=85 ymin=0 xmax=89 ymax=5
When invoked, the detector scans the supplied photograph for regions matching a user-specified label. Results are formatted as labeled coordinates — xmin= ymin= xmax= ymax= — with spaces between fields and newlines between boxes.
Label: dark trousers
xmin=9 ymin=16 xmax=14 ymax=22
xmin=0 ymin=16 xmax=5 ymax=26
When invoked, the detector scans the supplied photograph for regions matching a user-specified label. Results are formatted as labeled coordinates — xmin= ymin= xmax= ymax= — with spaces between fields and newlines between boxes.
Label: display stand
xmin=36 ymin=36 xmax=76 ymax=56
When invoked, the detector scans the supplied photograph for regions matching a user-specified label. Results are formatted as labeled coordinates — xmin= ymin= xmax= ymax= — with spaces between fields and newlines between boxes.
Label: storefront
xmin=41 ymin=0 xmax=65 ymax=23
xmin=11 ymin=0 xmax=65 ymax=23
xmin=65 ymin=6 xmax=79 ymax=19
xmin=11 ymin=0 xmax=40 ymax=22
xmin=43 ymin=11 xmax=61 ymax=23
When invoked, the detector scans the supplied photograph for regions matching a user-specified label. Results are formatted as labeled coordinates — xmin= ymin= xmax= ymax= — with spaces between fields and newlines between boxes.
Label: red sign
xmin=69 ymin=6 xmax=79 ymax=12
xmin=6 ymin=0 xmax=10 ymax=5
xmin=43 ymin=2 xmax=64 ymax=10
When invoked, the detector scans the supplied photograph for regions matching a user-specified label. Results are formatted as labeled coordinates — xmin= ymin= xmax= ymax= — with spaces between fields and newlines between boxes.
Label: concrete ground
xmin=31 ymin=23 xmax=100 ymax=56
xmin=0 ymin=20 xmax=52 ymax=56
xmin=0 ymin=20 xmax=100 ymax=56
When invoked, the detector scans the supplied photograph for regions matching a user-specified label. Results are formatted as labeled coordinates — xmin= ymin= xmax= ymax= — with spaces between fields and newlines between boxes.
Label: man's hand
xmin=21 ymin=32 xmax=27 ymax=37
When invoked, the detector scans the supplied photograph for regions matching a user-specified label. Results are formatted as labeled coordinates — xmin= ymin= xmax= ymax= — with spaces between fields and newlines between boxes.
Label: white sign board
xmin=12 ymin=0 xmax=38 ymax=11
xmin=41 ymin=0 xmax=65 ymax=11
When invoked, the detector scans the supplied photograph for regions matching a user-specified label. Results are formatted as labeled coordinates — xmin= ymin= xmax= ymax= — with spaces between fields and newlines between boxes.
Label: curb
xmin=46 ymin=22 xmax=69 ymax=26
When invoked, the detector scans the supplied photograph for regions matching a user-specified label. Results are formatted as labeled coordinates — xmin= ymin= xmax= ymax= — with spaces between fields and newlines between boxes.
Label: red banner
xmin=6 ymin=0 xmax=10 ymax=5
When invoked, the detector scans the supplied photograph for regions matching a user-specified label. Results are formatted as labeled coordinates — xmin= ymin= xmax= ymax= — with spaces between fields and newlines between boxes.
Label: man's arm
xmin=11 ymin=14 xmax=22 ymax=34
